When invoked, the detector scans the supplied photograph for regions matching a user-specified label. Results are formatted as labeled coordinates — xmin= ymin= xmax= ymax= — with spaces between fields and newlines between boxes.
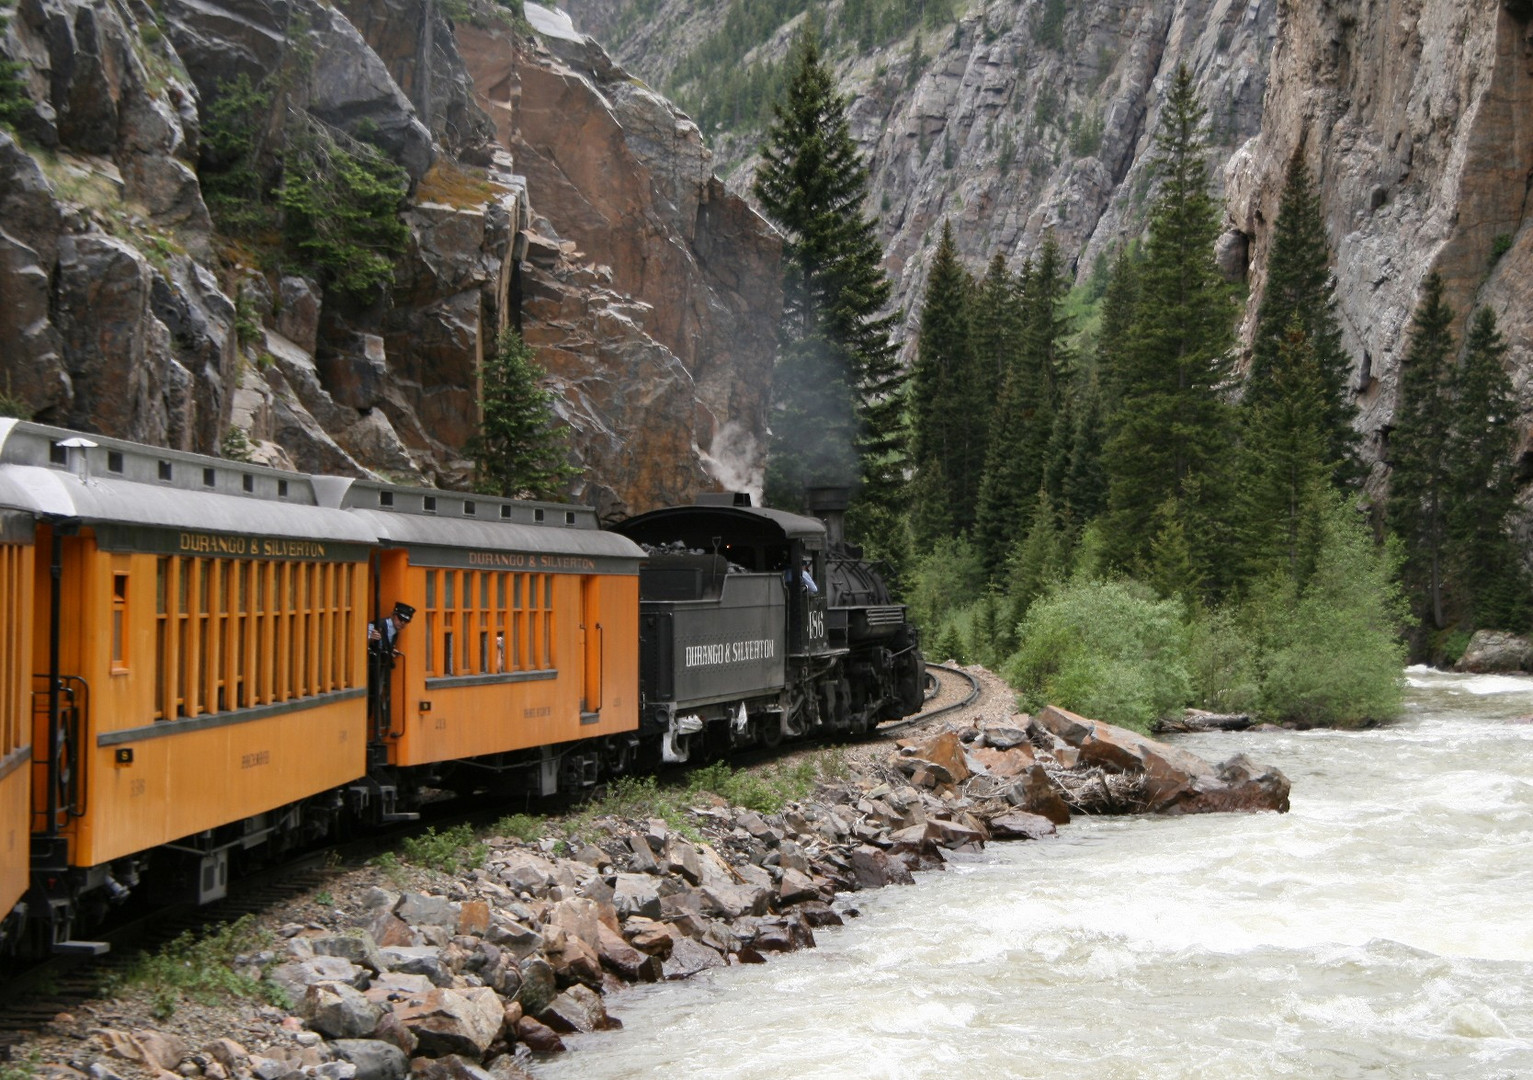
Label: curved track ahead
xmin=880 ymin=663 xmax=982 ymax=735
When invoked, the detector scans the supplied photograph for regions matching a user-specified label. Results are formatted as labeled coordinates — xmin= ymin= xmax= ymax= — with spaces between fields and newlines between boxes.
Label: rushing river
xmin=537 ymin=668 xmax=1533 ymax=1079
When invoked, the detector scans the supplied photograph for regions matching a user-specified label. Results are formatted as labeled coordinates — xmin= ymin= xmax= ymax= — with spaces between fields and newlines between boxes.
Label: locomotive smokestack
xmin=806 ymin=486 xmax=849 ymax=547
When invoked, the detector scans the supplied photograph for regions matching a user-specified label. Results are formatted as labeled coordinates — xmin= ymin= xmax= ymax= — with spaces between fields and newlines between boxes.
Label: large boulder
xmin=1035 ymin=705 xmax=1290 ymax=815
xmin=1456 ymin=631 xmax=1533 ymax=673
xmin=303 ymin=982 xmax=385 ymax=1040
xmin=393 ymin=987 xmax=505 ymax=1059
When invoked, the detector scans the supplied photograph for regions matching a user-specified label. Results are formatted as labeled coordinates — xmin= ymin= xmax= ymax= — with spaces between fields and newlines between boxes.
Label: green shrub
xmin=1185 ymin=605 xmax=1259 ymax=713
xmin=493 ymin=812 xmax=545 ymax=842
xmin=278 ymin=117 xmax=409 ymax=299
xmin=100 ymin=916 xmax=285 ymax=1020
xmin=1248 ymin=499 xmax=1406 ymax=727
xmin=1003 ymin=578 xmax=1191 ymax=733
xmin=400 ymin=824 xmax=485 ymax=874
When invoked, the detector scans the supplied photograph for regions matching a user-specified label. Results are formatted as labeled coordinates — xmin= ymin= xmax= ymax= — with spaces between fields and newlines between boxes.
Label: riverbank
xmin=7 ymin=667 xmax=1290 ymax=1080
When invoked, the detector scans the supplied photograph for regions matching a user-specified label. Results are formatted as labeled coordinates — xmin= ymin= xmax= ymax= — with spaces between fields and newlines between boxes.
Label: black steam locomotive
xmin=612 ymin=486 xmax=925 ymax=763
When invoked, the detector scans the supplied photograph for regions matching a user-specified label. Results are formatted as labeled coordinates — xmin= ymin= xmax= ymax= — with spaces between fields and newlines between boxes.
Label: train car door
xmin=580 ymin=575 xmax=601 ymax=721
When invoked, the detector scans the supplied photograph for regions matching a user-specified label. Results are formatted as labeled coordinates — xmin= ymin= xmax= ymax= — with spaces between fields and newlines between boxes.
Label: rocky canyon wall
xmin=575 ymin=0 xmax=1533 ymax=502
xmin=0 ymin=0 xmax=779 ymax=515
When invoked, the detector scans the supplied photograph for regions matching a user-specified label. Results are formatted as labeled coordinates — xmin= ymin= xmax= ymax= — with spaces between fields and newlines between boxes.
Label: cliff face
xmin=571 ymin=0 xmax=1533 ymax=501
xmin=0 ymin=0 xmax=778 ymax=515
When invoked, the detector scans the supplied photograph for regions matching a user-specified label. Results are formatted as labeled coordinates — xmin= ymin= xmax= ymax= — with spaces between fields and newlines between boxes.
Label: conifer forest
xmin=752 ymin=38 xmax=1531 ymax=732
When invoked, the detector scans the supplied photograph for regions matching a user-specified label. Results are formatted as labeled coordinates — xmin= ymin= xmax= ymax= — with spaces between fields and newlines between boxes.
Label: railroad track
xmin=880 ymin=662 xmax=983 ymax=734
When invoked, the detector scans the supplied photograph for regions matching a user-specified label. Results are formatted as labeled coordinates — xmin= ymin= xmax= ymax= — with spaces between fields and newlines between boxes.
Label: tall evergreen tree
xmin=1388 ymin=272 xmax=1457 ymax=633
xmin=753 ymin=26 xmax=903 ymax=520
xmin=1062 ymin=372 xmax=1108 ymax=525
xmin=1447 ymin=307 xmax=1529 ymax=630
xmin=1093 ymin=246 xmax=1140 ymax=419
xmin=908 ymin=220 xmax=979 ymax=545
xmin=971 ymin=252 xmax=1023 ymax=391
xmin=469 ymin=330 xmax=580 ymax=500
xmin=1236 ymin=319 xmax=1334 ymax=587
xmin=1245 ymin=148 xmax=1361 ymax=482
xmin=1101 ymin=65 xmax=1236 ymax=589
xmin=973 ymin=241 xmax=1072 ymax=575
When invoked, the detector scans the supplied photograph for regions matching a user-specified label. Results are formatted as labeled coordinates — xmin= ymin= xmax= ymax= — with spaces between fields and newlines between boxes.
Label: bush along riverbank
xmin=22 ymin=693 xmax=1289 ymax=1080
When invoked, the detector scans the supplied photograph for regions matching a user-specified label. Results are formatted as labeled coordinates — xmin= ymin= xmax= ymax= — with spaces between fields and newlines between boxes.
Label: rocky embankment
xmin=21 ymin=697 xmax=1287 ymax=1080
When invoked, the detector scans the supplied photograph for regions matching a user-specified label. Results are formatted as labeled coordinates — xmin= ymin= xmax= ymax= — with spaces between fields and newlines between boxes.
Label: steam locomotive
xmin=0 ymin=419 xmax=922 ymax=957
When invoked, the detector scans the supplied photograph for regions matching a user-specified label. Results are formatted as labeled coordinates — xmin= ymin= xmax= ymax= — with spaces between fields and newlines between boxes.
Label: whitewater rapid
xmin=537 ymin=667 xmax=1533 ymax=1079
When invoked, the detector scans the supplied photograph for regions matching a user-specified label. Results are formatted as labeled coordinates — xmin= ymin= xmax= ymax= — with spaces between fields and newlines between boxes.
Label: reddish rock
xmin=537 ymin=985 xmax=614 ymax=1034
xmin=371 ymin=1011 xmax=419 ymax=1056
xmin=1015 ymin=765 xmax=1072 ymax=825
xmin=776 ymin=867 xmax=821 ymax=906
xmin=393 ymin=987 xmax=504 ymax=1059
xmin=513 ymin=1017 xmax=565 ymax=1054
xmin=596 ymin=922 xmax=661 ymax=982
xmin=969 ymin=745 xmax=1035 ymax=776
xmin=456 ymin=901 xmax=491 ymax=938
xmin=897 ymin=731 xmax=972 ymax=785
xmin=621 ymin=918 xmax=675 ymax=959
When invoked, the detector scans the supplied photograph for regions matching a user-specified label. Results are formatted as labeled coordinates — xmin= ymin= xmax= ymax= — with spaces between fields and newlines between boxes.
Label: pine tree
xmin=1388 ymin=272 xmax=1457 ymax=632
xmin=1446 ymin=308 xmax=1529 ymax=630
xmin=1062 ymin=372 xmax=1108 ymax=524
xmin=908 ymin=220 xmax=979 ymax=545
xmin=1005 ymin=489 xmax=1067 ymax=624
xmin=973 ymin=240 xmax=1072 ymax=575
xmin=1246 ymin=148 xmax=1361 ymax=483
xmin=1236 ymin=319 xmax=1334 ymax=588
xmin=1101 ymin=65 xmax=1236 ymax=588
xmin=1094 ymin=246 xmax=1140 ymax=418
xmin=754 ymin=26 xmax=903 ymax=519
xmin=469 ymin=330 xmax=581 ymax=500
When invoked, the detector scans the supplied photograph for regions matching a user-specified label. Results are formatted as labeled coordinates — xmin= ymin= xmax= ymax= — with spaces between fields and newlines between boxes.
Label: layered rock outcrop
xmin=0 ymin=0 xmax=779 ymax=511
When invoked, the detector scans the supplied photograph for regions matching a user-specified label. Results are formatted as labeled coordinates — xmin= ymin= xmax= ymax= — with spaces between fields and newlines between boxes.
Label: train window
xmin=534 ymin=508 xmax=545 ymax=522
xmin=425 ymin=570 xmax=436 ymax=608
xmin=424 ymin=612 xmax=435 ymax=673
xmin=443 ymin=621 xmax=455 ymax=675
xmin=424 ymin=496 xmax=437 ymax=513
xmin=480 ymin=574 xmax=490 ymax=609
xmin=112 ymin=573 xmax=129 ymax=672
xmin=500 ymin=505 xmax=511 ymax=519
xmin=203 ymin=467 xmax=216 ymax=487
xmin=242 ymin=474 xmax=254 ymax=493
xmin=107 ymin=451 xmax=124 ymax=473
xmin=277 ymin=479 xmax=289 ymax=498
xmin=380 ymin=491 xmax=394 ymax=507
xmin=464 ymin=501 xmax=476 ymax=516
xmin=154 ymin=558 xmax=168 ymax=719
xmin=444 ymin=572 xmax=454 ymax=609
xmin=49 ymin=441 xmax=67 ymax=465
xmin=461 ymin=571 xmax=471 ymax=610
xmin=158 ymin=460 xmax=172 ymax=481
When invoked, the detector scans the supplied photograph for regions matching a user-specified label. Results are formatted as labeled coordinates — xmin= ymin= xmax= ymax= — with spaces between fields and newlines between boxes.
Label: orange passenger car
xmin=0 ymin=482 xmax=35 ymax=936
xmin=0 ymin=421 xmax=377 ymax=945
xmin=316 ymin=480 xmax=644 ymax=793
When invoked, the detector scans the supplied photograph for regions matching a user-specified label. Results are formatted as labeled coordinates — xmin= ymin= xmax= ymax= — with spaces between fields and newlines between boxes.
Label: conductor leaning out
xmin=369 ymin=602 xmax=415 ymax=656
